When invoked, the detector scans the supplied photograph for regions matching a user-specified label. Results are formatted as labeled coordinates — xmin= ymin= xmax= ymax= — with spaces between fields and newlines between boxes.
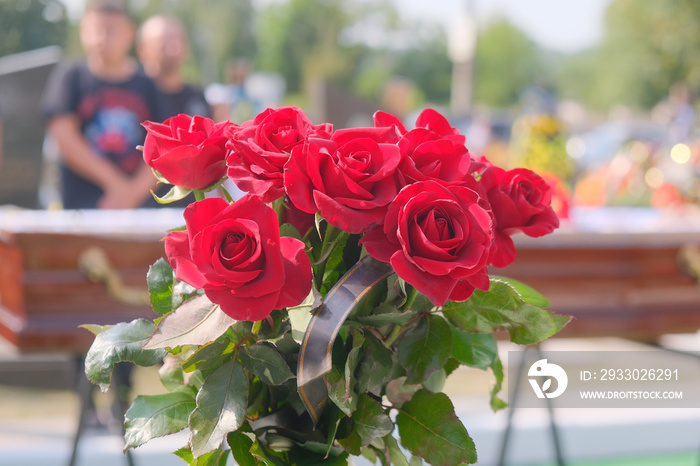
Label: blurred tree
xmin=256 ymin=0 xmax=409 ymax=99
xmin=394 ymin=36 xmax=452 ymax=105
xmin=473 ymin=19 xmax=541 ymax=108
xmin=257 ymin=0 xmax=357 ymax=95
xmin=0 ymin=0 xmax=68 ymax=57
xmin=558 ymin=0 xmax=700 ymax=111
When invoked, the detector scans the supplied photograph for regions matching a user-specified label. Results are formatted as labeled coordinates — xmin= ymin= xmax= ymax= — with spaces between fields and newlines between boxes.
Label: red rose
xmin=479 ymin=162 xmax=559 ymax=267
xmin=284 ymin=135 xmax=402 ymax=234
xmin=361 ymin=180 xmax=493 ymax=306
xmin=164 ymin=196 xmax=312 ymax=321
xmin=373 ymin=108 xmax=465 ymax=146
xmin=226 ymin=106 xmax=332 ymax=202
xmin=397 ymin=137 xmax=474 ymax=187
xmin=373 ymin=109 xmax=475 ymax=188
xmin=142 ymin=114 xmax=232 ymax=190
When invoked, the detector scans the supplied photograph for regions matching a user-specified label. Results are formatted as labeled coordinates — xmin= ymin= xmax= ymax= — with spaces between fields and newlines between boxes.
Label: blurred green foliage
xmin=558 ymin=0 xmax=700 ymax=111
xmin=0 ymin=0 xmax=68 ymax=57
xmin=6 ymin=0 xmax=700 ymax=113
xmin=473 ymin=19 xmax=541 ymax=108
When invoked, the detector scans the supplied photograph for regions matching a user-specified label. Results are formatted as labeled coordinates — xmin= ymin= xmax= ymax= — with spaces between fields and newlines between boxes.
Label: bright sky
xmin=397 ymin=0 xmax=614 ymax=53
xmin=60 ymin=0 xmax=613 ymax=53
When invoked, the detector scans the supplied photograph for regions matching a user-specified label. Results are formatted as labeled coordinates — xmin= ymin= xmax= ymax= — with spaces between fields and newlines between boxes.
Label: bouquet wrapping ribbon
xmin=297 ymin=255 xmax=393 ymax=424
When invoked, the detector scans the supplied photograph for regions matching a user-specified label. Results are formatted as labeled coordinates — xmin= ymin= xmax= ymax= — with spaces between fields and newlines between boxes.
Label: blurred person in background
xmin=667 ymin=83 xmax=696 ymax=145
xmin=137 ymin=14 xmax=212 ymax=207
xmin=137 ymin=14 xmax=211 ymax=121
xmin=42 ymin=0 xmax=159 ymax=209
xmin=0 ymin=100 xmax=3 ymax=171
xmin=206 ymin=58 xmax=261 ymax=123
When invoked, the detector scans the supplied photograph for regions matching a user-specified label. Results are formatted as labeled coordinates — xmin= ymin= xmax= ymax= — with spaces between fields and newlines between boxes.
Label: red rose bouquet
xmin=84 ymin=106 xmax=569 ymax=465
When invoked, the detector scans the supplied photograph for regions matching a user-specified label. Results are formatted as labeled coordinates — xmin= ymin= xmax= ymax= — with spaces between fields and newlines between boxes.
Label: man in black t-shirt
xmin=42 ymin=0 xmax=159 ymax=209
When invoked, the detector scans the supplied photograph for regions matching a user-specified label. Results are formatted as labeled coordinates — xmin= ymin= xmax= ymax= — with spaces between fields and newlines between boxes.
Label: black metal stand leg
xmin=112 ymin=364 xmax=135 ymax=466
xmin=642 ymin=343 xmax=700 ymax=466
xmin=498 ymin=346 xmax=566 ymax=466
xmin=536 ymin=346 xmax=565 ymax=466
xmin=497 ymin=347 xmax=529 ymax=466
xmin=67 ymin=358 xmax=135 ymax=466
xmin=68 ymin=356 xmax=92 ymax=466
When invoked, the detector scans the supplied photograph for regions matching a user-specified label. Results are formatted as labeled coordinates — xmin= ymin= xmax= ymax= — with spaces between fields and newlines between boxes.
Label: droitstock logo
xmin=528 ymin=358 xmax=568 ymax=399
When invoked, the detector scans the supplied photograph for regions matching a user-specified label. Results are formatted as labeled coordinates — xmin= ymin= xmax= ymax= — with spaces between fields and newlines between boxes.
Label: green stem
xmin=384 ymin=287 xmax=420 ymax=348
xmin=271 ymin=197 xmax=286 ymax=225
xmin=384 ymin=324 xmax=403 ymax=348
xmin=314 ymin=223 xmax=337 ymax=289
xmin=220 ymin=185 xmax=234 ymax=203
xmin=251 ymin=320 xmax=262 ymax=335
xmin=403 ymin=286 xmax=419 ymax=312
xmin=194 ymin=190 xmax=206 ymax=202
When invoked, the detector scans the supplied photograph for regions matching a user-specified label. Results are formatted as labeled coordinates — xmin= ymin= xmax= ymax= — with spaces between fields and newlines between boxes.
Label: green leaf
xmin=356 ymin=334 xmax=395 ymax=396
xmin=328 ymin=335 xmax=363 ymax=416
xmin=228 ymin=430 xmax=257 ymax=466
xmin=385 ymin=377 xmax=420 ymax=405
xmin=279 ymin=223 xmax=302 ymax=240
xmin=287 ymin=287 xmax=322 ymax=343
xmin=491 ymin=276 xmax=551 ymax=307
xmin=84 ymin=319 xmax=166 ymax=392
xmin=288 ymin=446 xmax=350 ymax=465
xmin=79 ymin=323 xmax=112 ymax=335
xmin=325 ymin=404 xmax=346 ymax=458
xmin=182 ymin=338 xmax=237 ymax=379
xmin=151 ymin=168 xmax=170 ymax=185
xmin=144 ymin=295 xmax=235 ymax=349
xmin=450 ymin=331 xmax=497 ymax=370
xmin=450 ymin=330 xmax=506 ymax=410
xmin=398 ymin=315 xmax=452 ymax=384
xmin=172 ymin=280 xmax=201 ymax=309
xmin=338 ymin=394 xmax=394 ymax=455
xmin=362 ymin=446 xmax=379 ymax=465
xmin=250 ymin=439 xmax=289 ymax=466
xmin=147 ymin=258 xmax=174 ymax=316
xmin=200 ymin=175 xmax=230 ymax=194
xmin=327 ymin=358 xmax=360 ymax=417
xmin=152 ymin=184 xmax=193 ymax=204
xmin=239 ymin=342 xmax=294 ymax=385
xmin=396 ymin=390 xmax=477 ymax=466
xmin=384 ymin=434 xmax=410 ymax=466
xmin=158 ymin=354 xmax=186 ymax=391
xmin=422 ymin=368 xmax=446 ymax=393
xmin=189 ymin=359 xmax=248 ymax=457
xmin=443 ymin=279 xmax=570 ymax=345
xmin=124 ymin=387 xmax=196 ymax=451
xmin=173 ymin=445 xmax=229 ymax=465
xmin=351 ymin=311 xmax=414 ymax=327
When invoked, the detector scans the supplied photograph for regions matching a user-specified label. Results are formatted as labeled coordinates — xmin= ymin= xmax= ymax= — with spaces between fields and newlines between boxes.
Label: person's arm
xmin=98 ymin=163 xmax=158 ymax=209
xmin=46 ymin=114 xmax=135 ymax=206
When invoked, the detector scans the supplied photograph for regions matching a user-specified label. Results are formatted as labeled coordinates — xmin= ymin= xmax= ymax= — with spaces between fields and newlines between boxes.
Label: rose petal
xmin=164 ymin=230 xmax=207 ymax=289
xmin=390 ymin=251 xmax=456 ymax=307
xmin=274 ymin=236 xmax=312 ymax=309
xmin=206 ymin=287 xmax=279 ymax=321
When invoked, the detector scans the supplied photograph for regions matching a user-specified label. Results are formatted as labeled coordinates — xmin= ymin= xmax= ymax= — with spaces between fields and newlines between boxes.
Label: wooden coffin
xmin=0 ymin=208 xmax=184 ymax=352
xmin=496 ymin=207 xmax=700 ymax=342
xmin=1 ymin=207 xmax=700 ymax=352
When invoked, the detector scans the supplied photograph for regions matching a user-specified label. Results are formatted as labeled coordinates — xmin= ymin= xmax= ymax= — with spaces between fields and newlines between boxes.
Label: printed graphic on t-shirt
xmin=78 ymin=88 xmax=150 ymax=174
